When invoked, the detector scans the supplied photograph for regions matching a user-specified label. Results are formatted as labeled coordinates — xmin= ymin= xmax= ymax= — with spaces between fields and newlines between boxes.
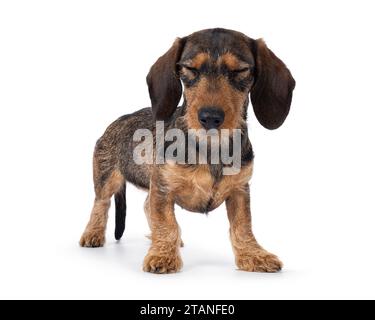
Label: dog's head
xmin=147 ymin=28 xmax=295 ymax=130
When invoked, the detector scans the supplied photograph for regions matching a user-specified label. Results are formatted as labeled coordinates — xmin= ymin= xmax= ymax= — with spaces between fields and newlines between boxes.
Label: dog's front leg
xmin=143 ymin=174 xmax=182 ymax=274
xmin=226 ymin=184 xmax=283 ymax=272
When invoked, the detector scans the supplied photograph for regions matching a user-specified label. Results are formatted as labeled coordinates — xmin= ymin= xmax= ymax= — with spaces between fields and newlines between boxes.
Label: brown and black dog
xmin=79 ymin=28 xmax=295 ymax=273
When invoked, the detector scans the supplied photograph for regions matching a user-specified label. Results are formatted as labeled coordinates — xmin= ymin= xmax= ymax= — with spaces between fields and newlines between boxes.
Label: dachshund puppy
xmin=80 ymin=28 xmax=295 ymax=273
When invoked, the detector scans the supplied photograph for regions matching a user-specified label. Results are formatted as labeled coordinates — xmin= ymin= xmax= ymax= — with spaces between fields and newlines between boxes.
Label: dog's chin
xmin=192 ymin=129 xmax=220 ymax=145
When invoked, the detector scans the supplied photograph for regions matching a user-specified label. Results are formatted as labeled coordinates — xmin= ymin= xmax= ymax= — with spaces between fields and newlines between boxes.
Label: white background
xmin=1 ymin=0 xmax=375 ymax=300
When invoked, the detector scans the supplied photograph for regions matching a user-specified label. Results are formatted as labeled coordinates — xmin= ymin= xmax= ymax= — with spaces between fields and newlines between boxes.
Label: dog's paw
xmin=79 ymin=230 xmax=105 ymax=248
xmin=236 ymin=250 xmax=282 ymax=273
xmin=143 ymin=252 xmax=182 ymax=274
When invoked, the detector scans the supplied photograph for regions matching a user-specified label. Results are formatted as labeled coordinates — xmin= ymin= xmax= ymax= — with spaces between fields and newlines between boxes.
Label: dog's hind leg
xmin=80 ymin=154 xmax=124 ymax=247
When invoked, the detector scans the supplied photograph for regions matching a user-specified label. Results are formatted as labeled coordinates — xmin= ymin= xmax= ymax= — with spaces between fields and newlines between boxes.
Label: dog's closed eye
xmin=179 ymin=64 xmax=200 ymax=82
xmin=233 ymin=67 xmax=250 ymax=73
xmin=182 ymin=65 xmax=198 ymax=72
xmin=231 ymin=67 xmax=252 ymax=81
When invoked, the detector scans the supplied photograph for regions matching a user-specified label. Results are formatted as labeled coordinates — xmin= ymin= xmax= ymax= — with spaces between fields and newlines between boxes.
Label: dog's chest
xmin=160 ymin=163 xmax=253 ymax=213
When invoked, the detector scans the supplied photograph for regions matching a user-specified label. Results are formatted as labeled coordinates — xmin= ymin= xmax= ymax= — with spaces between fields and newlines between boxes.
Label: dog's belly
xmin=161 ymin=162 xmax=253 ymax=213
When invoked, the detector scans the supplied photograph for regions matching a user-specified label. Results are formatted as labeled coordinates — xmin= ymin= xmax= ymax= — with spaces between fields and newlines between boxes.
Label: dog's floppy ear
xmin=147 ymin=37 xmax=186 ymax=121
xmin=250 ymin=39 xmax=296 ymax=129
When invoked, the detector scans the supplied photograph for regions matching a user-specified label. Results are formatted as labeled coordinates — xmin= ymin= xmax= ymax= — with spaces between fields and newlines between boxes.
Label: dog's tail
xmin=114 ymin=182 xmax=126 ymax=240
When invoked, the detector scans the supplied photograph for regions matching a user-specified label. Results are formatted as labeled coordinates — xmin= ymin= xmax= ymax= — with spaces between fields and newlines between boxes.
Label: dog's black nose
xmin=198 ymin=107 xmax=225 ymax=129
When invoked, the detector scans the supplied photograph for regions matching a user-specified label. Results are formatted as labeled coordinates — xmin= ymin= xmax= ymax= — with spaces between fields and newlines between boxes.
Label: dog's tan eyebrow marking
xmin=218 ymin=52 xmax=249 ymax=71
xmin=189 ymin=52 xmax=210 ymax=69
